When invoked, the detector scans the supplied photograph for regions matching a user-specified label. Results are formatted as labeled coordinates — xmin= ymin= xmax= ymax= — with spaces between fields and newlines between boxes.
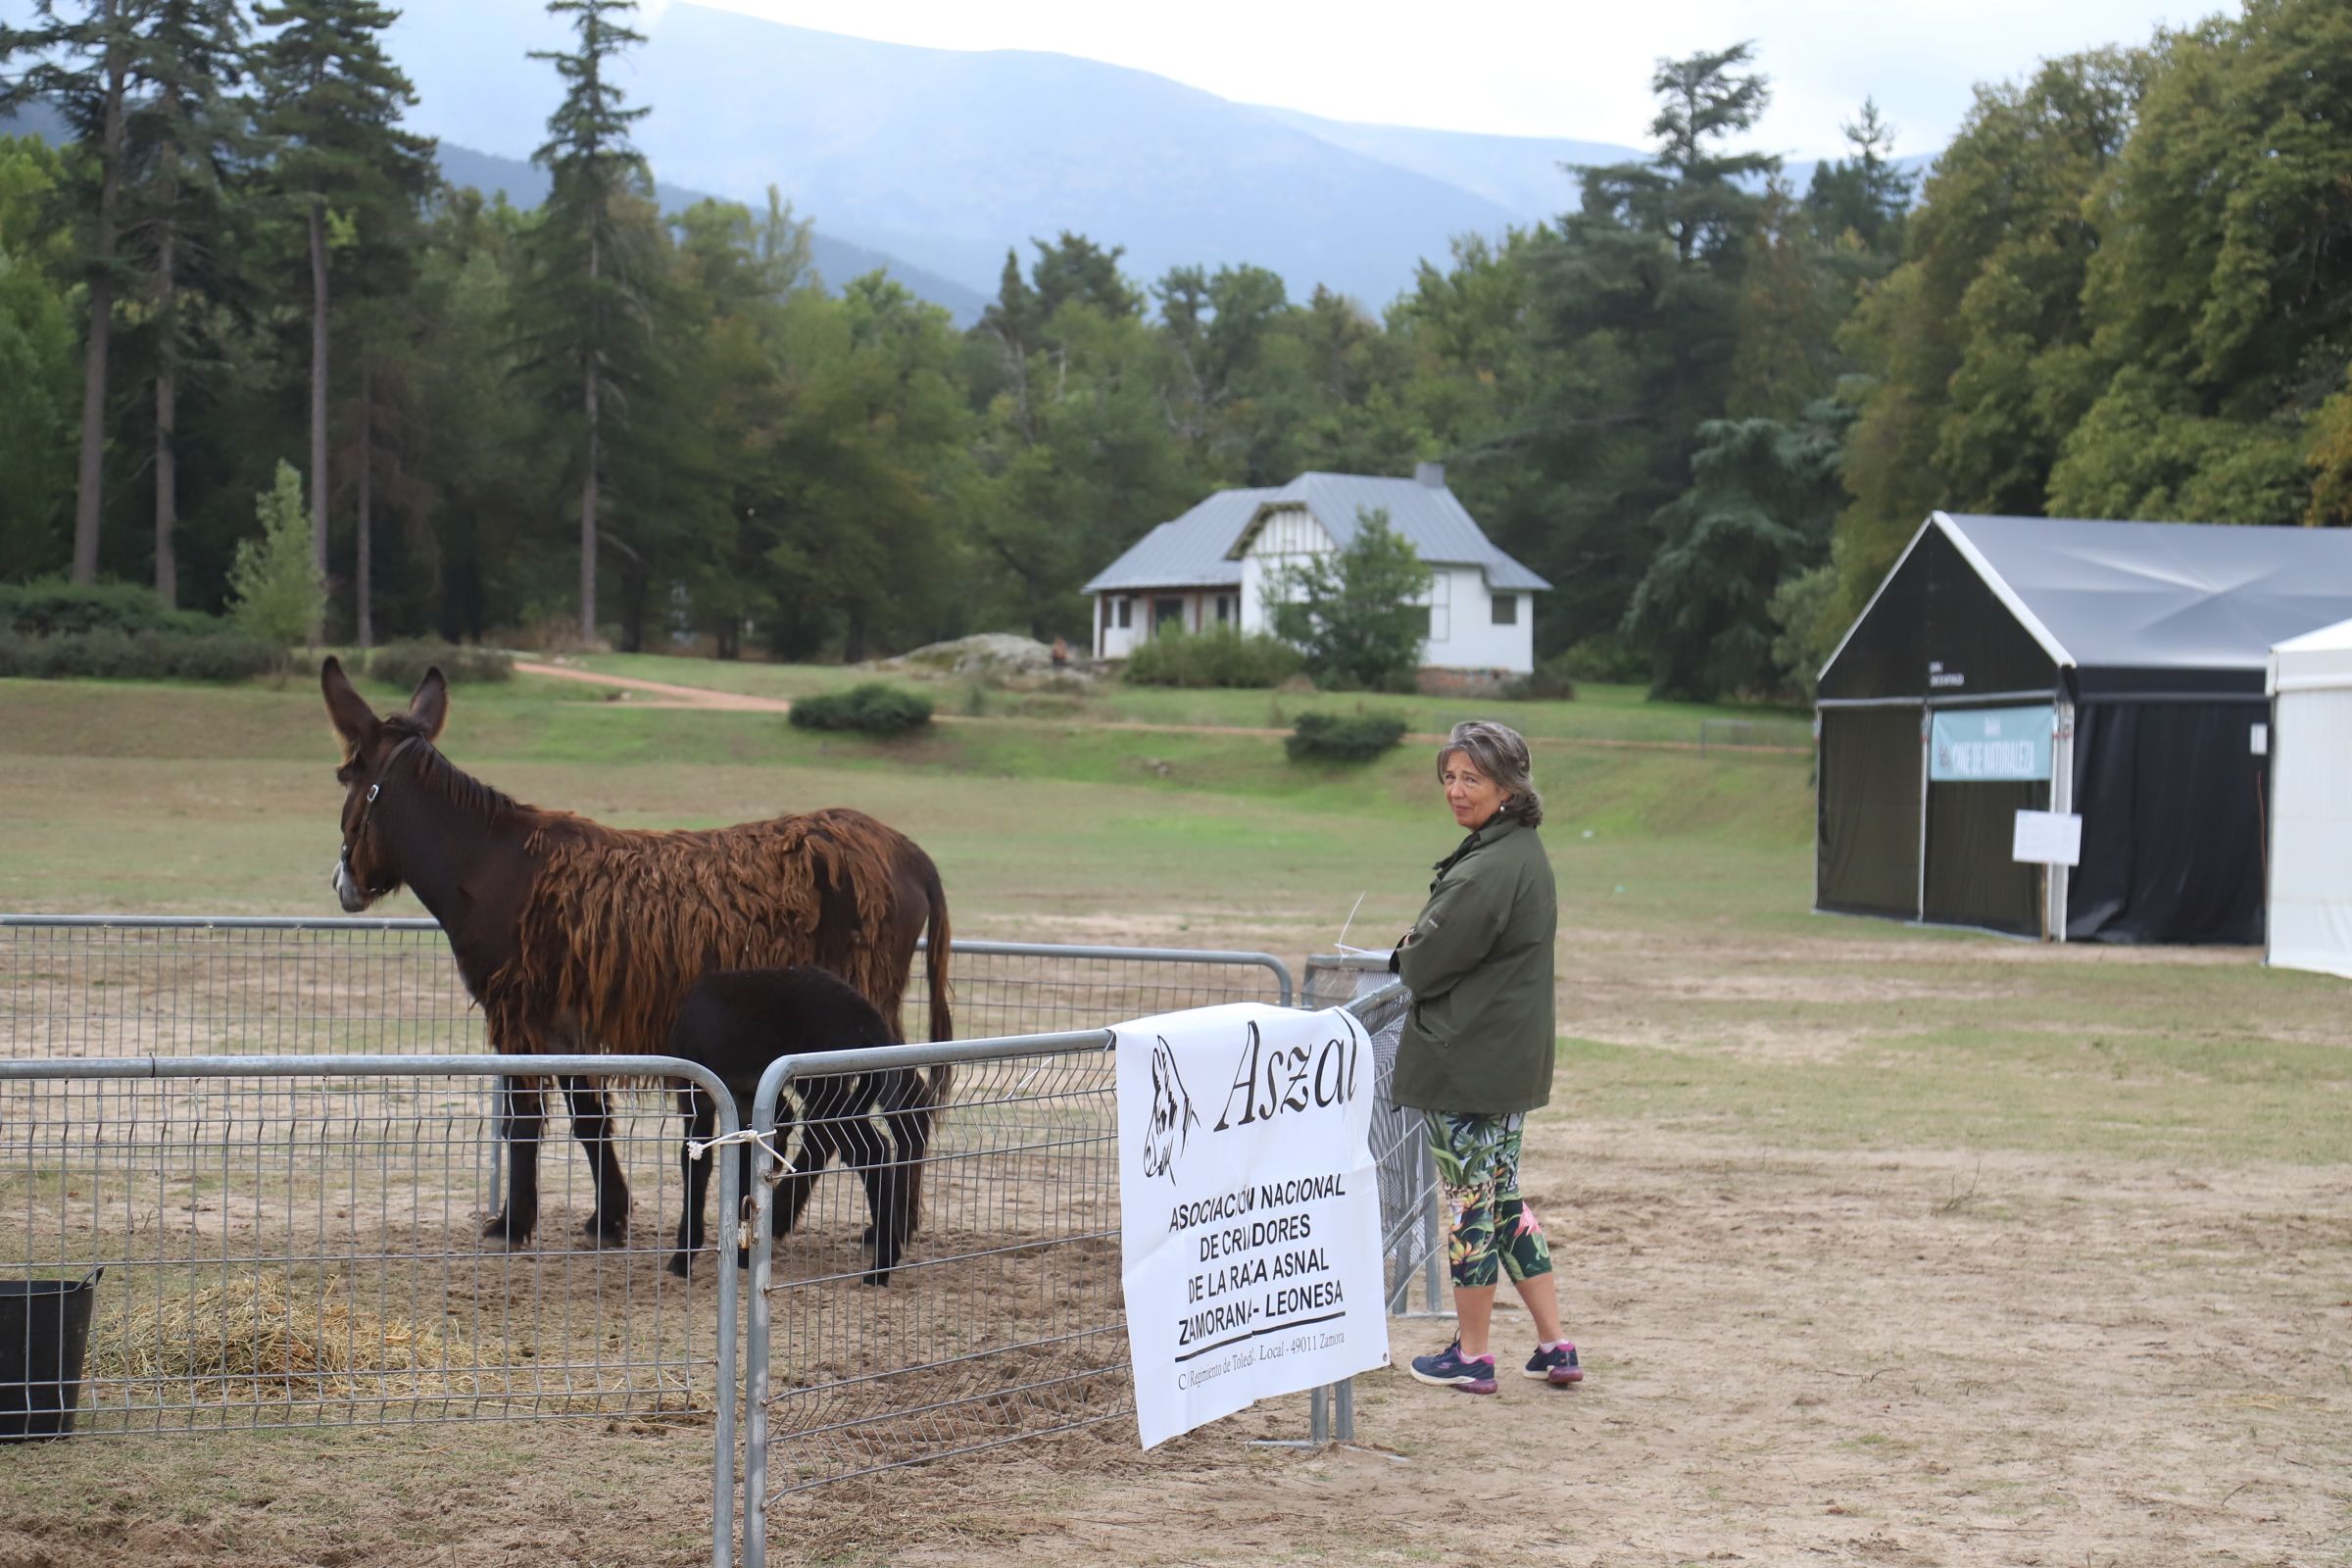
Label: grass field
xmin=0 ymin=667 xmax=2346 ymax=1567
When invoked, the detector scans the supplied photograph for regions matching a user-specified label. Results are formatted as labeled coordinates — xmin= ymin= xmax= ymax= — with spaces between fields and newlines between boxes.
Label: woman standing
xmin=1391 ymin=719 xmax=1579 ymax=1396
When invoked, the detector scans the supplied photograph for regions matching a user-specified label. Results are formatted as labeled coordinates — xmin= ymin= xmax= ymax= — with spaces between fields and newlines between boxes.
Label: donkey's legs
xmin=775 ymin=1078 xmax=858 ymax=1238
xmin=563 ymin=1075 xmax=631 ymax=1244
xmin=668 ymin=1086 xmax=716 ymax=1278
xmin=828 ymin=1081 xmax=901 ymax=1284
xmin=862 ymin=1071 xmax=935 ymax=1245
xmin=485 ymin=1079 xmax=545 ymax=1247
xmin=877 ymin=1067 xmax=936 ymax=1250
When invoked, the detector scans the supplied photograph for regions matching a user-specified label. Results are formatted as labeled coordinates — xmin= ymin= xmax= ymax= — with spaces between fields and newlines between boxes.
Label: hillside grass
xmin=0 ymin=673 xmax=1810 ymax=929
xmin=564 ymin=650 xmax=1815 ymax=748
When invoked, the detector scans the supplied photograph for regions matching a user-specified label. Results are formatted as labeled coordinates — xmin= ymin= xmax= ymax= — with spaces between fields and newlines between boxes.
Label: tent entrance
xmin=1818 ymin=699 xmax=2071 ymax=938
xmin=1816 ymin=705 xmax=1924 ymax=919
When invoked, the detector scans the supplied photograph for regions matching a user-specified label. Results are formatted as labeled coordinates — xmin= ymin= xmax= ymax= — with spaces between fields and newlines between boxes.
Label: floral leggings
xmin=1428 ymin=1111 xmax=1552 ymax=1289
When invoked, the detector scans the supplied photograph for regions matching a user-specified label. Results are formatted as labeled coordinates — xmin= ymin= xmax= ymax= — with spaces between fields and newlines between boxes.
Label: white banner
xmin=1113 ymin=1002 xmax=1392 ymax=1449
xmin=2012 ymin=808 xmax=2082 ymax=866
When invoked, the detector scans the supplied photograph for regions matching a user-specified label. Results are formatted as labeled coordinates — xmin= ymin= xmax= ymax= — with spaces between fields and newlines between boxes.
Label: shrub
xmin=159 ymin=633 xmax=278 ymax=681
xmin=788 ymin=682 xmax=935 ymax=736
xmin=1122 ymin=625 xmax=1304 ymax=688
xmin=0 ymin=579 xmax=225 ymax=638
xmin=364 ymin=640 xmax=514 ymax=688
xmin=1267 ymin=509 xmax=1432 ymax=691
xmin=1499 ymin=654 xmax=1579 ymax=702
xmin=226 ymin=461 xmax=324 ymax=657
xmin=1546 ymin=632 xmax=1647 ymax=685
xmin=0 ymin=627 xmax=276 ymax=681
xmin=1286 ymin=710 xmax=1408 ymax=763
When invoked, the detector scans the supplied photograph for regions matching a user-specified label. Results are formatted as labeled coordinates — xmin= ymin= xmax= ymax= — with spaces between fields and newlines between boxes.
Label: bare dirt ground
xmin=3 ymin=911 xmax=2347 ymax=1568
xmin=3 ymin=1117 xmax=2341 ymax=1568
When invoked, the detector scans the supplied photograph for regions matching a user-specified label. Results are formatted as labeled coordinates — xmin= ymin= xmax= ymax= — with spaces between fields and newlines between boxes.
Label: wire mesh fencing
xmin=0 ymin=917 xmax=1293 ymax=1056
xmin=908 ymin=939 xmax=1292 ymax=1038
xmin=1304 ymin=957 xmax=1441 ymax=1321
xmin=0 ymin=1056 xmax=746 ymax=1560
xmin=0 ymin=914 xmax=1304 ymax=1568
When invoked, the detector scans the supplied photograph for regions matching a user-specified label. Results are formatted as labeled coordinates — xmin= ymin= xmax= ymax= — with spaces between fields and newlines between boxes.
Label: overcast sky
xmin=661 ymin=0 xmax=2212 ymax=157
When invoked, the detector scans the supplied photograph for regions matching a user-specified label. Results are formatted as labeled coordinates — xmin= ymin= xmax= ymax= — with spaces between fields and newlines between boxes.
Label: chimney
xmin=1414 ymin=461 xmax=1446 ymax=489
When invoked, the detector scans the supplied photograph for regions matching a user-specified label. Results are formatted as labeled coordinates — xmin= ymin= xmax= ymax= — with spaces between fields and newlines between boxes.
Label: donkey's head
xmin=320 ymin=656 xmax=448 ymax=912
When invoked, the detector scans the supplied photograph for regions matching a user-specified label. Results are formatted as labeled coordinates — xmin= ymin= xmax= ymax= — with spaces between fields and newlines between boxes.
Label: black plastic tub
xmin=1 ymin=1269 xmax=102 ymax=1442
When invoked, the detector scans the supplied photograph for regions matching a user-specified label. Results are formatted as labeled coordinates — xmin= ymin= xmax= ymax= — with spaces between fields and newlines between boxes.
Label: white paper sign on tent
xmin=1112 ymin=1002 xmax=1391 ymax=1449
xmin=2013 ymin=808 xmax=2083 ymax=866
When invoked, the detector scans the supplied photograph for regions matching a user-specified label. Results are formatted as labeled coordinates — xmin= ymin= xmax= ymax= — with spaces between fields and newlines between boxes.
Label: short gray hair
xmin=1435 ymin=719 xmax=1543 ymax=828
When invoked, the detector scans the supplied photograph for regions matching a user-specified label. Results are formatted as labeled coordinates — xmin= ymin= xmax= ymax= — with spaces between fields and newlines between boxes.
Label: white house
xmin=1082 ymin=466 xmax=1549 ymax=676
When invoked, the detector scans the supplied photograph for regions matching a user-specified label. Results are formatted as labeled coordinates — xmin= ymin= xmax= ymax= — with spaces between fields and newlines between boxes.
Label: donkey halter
xmin=338 ymin=733 xmax=428 ymax=885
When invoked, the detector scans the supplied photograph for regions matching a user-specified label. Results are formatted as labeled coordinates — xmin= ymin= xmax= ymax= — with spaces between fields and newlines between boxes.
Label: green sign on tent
xmin=1930 ymin=706 xmax=2054 ymax=783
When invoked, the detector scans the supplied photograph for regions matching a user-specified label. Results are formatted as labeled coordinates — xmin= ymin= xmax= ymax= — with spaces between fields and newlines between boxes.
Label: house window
xmin=1153 ymin=597 xmax=1185 ymax=635
xmin=1423 ymin=572 xmax=1450 ymax=642
xmin=1492 ymin=593 xmax=1518 ymax=626
xmin=1115 ymin=598 xmax=1131 ymax=629
xmin=1214 ymin=595 xmax=1234 ymax=624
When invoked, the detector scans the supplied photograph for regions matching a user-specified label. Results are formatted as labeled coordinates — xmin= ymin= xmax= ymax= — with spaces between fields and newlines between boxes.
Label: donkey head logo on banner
xmin=1141 ymin=1035 xmax=1201 ymax=1185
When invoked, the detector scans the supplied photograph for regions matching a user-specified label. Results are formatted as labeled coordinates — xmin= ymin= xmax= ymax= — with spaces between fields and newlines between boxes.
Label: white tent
xmin=2266 ymin=617 xmax=2352 ymax=977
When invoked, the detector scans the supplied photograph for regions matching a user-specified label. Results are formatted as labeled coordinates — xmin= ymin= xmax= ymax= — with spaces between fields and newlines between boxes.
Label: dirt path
xmin=514 ymin=661 xmax=797 ymax=711
xmin=514 ymin=662 xmax=1809 ymax=754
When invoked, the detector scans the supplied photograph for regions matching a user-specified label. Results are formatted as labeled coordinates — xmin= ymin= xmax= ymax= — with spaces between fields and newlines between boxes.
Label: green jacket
xmin=1392 ymin=812 xmax=1557 ymax=1114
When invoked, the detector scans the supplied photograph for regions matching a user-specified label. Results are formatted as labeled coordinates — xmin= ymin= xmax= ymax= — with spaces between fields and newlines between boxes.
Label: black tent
xmin=1815 ymin=513 xmax=2352 ymax=943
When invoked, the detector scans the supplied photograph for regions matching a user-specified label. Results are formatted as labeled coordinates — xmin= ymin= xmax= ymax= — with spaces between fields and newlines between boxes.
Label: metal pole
xmin=712 ymin=1087 xmax=742 ymax=1568
xmin=2051 ymin=701 xmax=2076 ymax=944
xmin=1420 ymin=1132 xmax=1444 ymax=1314
xmin=1918 ymin=705 xmax=1932 ymax=921
xmin=741 ymin=1074 xmax=783 ymax=1568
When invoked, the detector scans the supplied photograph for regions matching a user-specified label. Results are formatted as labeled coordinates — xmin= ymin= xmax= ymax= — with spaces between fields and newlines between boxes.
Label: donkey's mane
xmin=380 ymin=716 xmax=527 ymax=830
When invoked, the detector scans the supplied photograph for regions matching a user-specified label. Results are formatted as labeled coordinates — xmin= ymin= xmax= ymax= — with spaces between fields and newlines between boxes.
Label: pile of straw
xmin=88 ymin=1274 xmax=500 ymax=1404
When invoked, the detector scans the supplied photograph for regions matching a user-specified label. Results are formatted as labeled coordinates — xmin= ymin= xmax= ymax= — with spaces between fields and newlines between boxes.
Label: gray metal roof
xmin=1082 ymin=471 xmax=1550 ymax=595
xmin=1080 ymin=488 xmax=1270 ymax=594
xmin=1942 ymin=512 xmax=2352 ymax=671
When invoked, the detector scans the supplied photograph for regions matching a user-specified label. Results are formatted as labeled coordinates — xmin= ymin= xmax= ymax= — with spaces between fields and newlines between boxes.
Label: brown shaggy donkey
xmin=319 ymin=658 xmax=953 ymax=1249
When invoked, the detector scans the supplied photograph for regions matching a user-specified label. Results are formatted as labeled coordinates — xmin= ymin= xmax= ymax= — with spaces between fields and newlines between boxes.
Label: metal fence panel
xmin=742 ymin=1030 xmax=1125 ymax=1551
xmin=0 ymin=918 xmax=1293 ymax=1055
xmin=739 ymin=987 xmax=1411 ymax=1560
xmin=1 ymin=917 xmax=480 ymax=1058
xmin=0 ymin=1054 xmax=743 ymax=1567
xmin=907 ymin=939 xmax=1293 ymax=1038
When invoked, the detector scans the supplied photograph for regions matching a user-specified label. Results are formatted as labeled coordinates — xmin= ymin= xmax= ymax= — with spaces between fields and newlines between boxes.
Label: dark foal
xmin=665 ymin=966 xmax=945 ymax=1285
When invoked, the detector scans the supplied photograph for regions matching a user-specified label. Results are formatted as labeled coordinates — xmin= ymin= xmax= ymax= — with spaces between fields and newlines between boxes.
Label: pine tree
xmin=1528 ymin=43 xmax=1779 ymax=662
xmin=514 ymin=0 xmax=653 ymax=645
xmin=250 ymin=0 xmax=436 ymax=604
xmin=2 ymin=0 xmax=143 ymax=584
xmin=1804 ymin=99 xmax=1911 ymax=255
xmin=0 ymin=136 xmax=80 ymax=578
xmin=119 ymin=0 xmax=251 ymax=606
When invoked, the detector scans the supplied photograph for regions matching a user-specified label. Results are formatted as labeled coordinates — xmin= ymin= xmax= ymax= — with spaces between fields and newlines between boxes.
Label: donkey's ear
xmin=408 ymin=666 xmax=449 ymax=742
xmin=320 ymin=656 xmax=378 ymax=757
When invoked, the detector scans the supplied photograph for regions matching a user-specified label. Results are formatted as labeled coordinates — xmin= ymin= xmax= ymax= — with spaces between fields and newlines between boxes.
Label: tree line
xmin=2 ymin=0 xmax=2345 ymax=695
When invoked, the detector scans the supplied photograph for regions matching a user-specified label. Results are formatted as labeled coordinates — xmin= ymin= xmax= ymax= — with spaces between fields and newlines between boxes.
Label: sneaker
xmin=1408 ymin=1340 xmax=1498 ymax=1395
xmin=1524 ymin=1342 xmax=1583 ymax=1386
